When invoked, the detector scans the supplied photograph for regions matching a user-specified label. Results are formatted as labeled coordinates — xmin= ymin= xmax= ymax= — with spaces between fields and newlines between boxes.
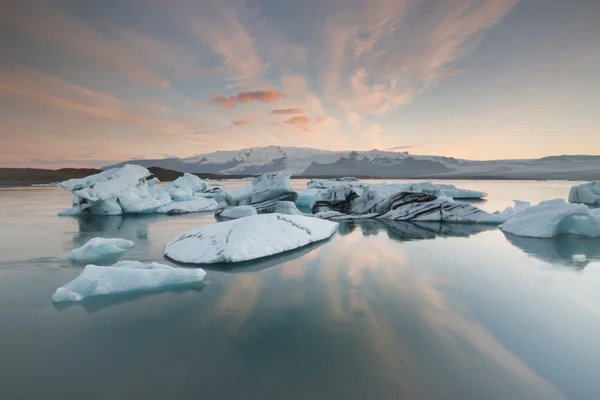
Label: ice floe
xmin=569 ymin=181 xmax=600 ymax=205
xmin=52 ymin=261 xmax=206 ymax=302
xmin=65 ymin=238 xmax=135 ymax=263
xmin=500 ymin=199 xmax=600 ymax=238
xmin=164 ymin=214 xmax=339 ymax=264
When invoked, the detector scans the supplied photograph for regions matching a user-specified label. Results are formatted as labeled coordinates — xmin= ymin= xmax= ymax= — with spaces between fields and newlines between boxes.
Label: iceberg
xmin=568 ymin=181 xmax=600 ymax=205
xmin=65 ymin=238 xmax=135 ymax=263
xmin=164 ymin=173 xmax=208 ymax=201
xmin=52 ymin=261 xmax=206 ymax=302
xmin=156 ymin=197 xmax=218 ymax=215
xmin=499 ymin=199 xmax=600 ymax=238
xmin=218 ymin=205 xmax=258 ymax=219
xmin=57 ymin=165 xmax=215 ymax=216
xmin=311 ymin=185 xmax=504 ymax=223
xmin=164 ymin=214 xmax=339 ymax=264
xmin=296 ymin=189 xmax=321 ymax=209
xmin=306 ymin=180 xmax=486 ymax=199
xmin=215 ymin=174 xmax=299 ymax=218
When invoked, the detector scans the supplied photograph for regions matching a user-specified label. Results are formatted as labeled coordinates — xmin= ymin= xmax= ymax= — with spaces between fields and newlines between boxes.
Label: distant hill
xmin=0 ymin=168 xmax=101 ymax=186
xmin=103 ymin=146 xmax=600 ymax=180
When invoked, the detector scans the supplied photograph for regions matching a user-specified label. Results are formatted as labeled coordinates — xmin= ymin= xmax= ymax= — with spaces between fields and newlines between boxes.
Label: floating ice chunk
xmin=569 ymin=181 xmax=600 ymax=205
xmin=216 ymin=174 xmax=298 ymax=209
xmin=58 ymin=206 xmax=85 ymax=216
xmin=59 ymin=164 xmax=151 ymax=202
xmin=157 ymin=197 xmax=218 ymax=215
xmin=164 ymin=173 xmax=208 ymax=201
xmin=311 ymin=186 xmax=502 ymax=223
xmin=52 ymin=261 xmax=206 ymax=302
xmin=65 ymin=238 xmax=135 ymax=263
xmin=258 ymin=201 xmax=304 ymax=216
xmin=89 ymin=198 xmax=123 ymax=216
xmin=499 ymin=199 xmax=600 ymax=238
xmin=572 ymin=254 xmax=587 ymax=262
xmin=296 ymin=189 xmax=322 ymax=208
xmin=164 ymin=214 xmax=339 ymax=264
xmin=118 ymin=186 xmax=172 ymax=214
xmin=147 ymin=177 xmax=160 ymax=187
xmin=218 ymin=205 xmax=258 ymax=219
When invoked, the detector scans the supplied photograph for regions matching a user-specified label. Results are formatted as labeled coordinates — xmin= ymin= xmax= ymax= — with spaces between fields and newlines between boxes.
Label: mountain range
xmin=104 ymin=146 xmax=600 ymax=180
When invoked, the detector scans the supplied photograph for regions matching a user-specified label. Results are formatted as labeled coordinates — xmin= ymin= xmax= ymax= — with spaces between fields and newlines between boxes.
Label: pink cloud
xmin=233 ymin=120 xmax=251 ymax=127
xmin=315 ymin=116 xmax=327 ymax=123
xmin=211 ymin=90 xmax=283 ymax=108
xmin=285 ymin=115 xmax=311 ymax=131
xmin=270 ymin=108 xmax=304 ymax=115
xmin=440 ymin=69 xmax=469 ymax=79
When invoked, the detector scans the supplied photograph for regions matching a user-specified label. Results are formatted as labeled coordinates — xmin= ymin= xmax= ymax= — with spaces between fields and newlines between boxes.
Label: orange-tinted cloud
xmin=315 ymin=115 xmax=327 ymax=123
xmin=440 ymin=69 xmax=469 ymax=79
xmin=211 ymin=95 xmax=237 ymax=108
xmin=285 ymin=115 xmax=311 ymax=131
xmin=236 ymin=90 xmax=281 ymax=104
xmin=270 ymin=108 xmax=304 ymax=115
xmin=233 ymin=119 xmax=250 ymax=127
xmin=387 ymin=144 xmax=423 ymax=150
xmin=211 ymin=90 xmax=282 ymax=108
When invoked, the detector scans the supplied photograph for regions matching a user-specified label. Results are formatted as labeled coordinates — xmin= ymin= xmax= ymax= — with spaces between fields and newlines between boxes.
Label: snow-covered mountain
xmin=104 ymin=146 xmax=600 ymax=180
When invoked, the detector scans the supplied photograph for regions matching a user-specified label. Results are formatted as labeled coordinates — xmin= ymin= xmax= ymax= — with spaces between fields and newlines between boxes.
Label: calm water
xmin=1 ymin=180 xmax=600 ymax=399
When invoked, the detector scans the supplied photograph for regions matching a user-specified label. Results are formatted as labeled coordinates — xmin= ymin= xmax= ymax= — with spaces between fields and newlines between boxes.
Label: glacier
xmin=569 ymin=181 xmax=600 ymax=205
xmin=500 ymin=199 xmax=600 ymax=238
xmin=57 ymin=164 xmax=214 ymax=216
xmin=52 ymin=261 xmax=206 ymax=303
xmin=164 ymin=214 xmax=339 ymax=264
xmin=65 ymin=238 xmax=135 ymax=263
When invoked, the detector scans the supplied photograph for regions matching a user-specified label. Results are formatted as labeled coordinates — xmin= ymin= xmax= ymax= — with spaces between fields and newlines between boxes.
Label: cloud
xmin=285 ymin=116 xmax=311 ymax=131
xmin=185 ymin=0 xmax=263 ymax=83
xmin=0 ymin=1 xmax=168 ymax=87
xmin=440 ymin=69 xmax=469 ymax=79
xmin=387 ymin=144 xmax=423 ymax=150
xmin=315 ymin=116 xmax=327 ymax=123
xmin=270 ymin=108 xmax=305 ymax=115
xmin=322 ymin=0 xmax=520 ymax=116
xmin=211 ymin=95 xmax=237 ymax=109
xmin=233 ymin=120 xmax=251 ymax=127
xmin=211 ymin=90 xmax=282 ymax=108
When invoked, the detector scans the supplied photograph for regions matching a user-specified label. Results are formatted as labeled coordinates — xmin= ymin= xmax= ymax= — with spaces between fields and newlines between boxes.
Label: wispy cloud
xmin=211 ymin=90 xmax=282 ymax=108
xmin=270 ymin=108 xmax=305 ymax=115
xmin=285 ymin=115 xmax=312 ymax=131
xmin=233 ymin=119 xmax=251 ymax=127
xmin=387 ymin=144 xmax=423 ymax=150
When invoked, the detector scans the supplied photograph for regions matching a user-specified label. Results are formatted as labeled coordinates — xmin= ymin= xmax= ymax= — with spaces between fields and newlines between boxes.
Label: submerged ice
xmin=65 ymin=238 xmax=135 ymax=263
xmin=164 ymin=214 xmax=339 ymax=264
xmin=52 ymin=261 xmax=206 ymax=302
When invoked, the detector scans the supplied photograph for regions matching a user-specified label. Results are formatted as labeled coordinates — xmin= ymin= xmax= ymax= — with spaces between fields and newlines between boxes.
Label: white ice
xmin=164 ymin=214 xmax=339 ymax=264
xmin=52 ymin=261 xmax=206 ymax=302
xmin=569 ymin=181 xmax=600 ymax=205
xmin=157 ymin=197 xmax=218 ymax=214
xmin=65 ymin=238 xmax=135 ymax=263
xmin=164 ymin=173 xmax=208 ymax=201
xmin=500 ymin=199 xmax=600 ymax=238
xmin=219 ymin=205 xmax=258 ymax=219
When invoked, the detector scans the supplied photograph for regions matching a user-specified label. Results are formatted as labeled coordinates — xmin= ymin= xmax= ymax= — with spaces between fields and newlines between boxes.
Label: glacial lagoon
xmin=1 ymin=180 xmax=599 ymax=399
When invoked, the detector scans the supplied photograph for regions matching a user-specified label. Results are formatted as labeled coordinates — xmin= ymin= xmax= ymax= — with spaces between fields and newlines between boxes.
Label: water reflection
xmin=338 ymin=220 xmax=496 ymax=241
xmin=503 ymin=232 xmax=600 ymax=267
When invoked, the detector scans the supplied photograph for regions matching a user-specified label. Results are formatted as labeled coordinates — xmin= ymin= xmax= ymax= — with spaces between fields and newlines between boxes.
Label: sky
xmin=0 ymin=0 xmax=599 ymax=168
